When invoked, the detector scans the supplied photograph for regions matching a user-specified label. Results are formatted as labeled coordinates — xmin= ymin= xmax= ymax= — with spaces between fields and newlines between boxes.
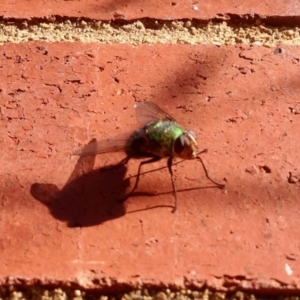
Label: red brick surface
xmin=1 ymin=0 xmax=300 ymax=293
xmin=1 ymin=42 xmax=300 ymax=290
xmin=1 ymin=0 xmax=300 ymax=20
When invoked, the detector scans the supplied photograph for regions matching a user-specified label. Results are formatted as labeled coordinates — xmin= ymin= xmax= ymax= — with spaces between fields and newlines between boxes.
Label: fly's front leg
xmin=167 ymin=157 xmax=178 ymax=213
xmin=197 ymin=155 xmax=225 ymax=188
xmin=118 ymin=156 xmax=161 ymax=203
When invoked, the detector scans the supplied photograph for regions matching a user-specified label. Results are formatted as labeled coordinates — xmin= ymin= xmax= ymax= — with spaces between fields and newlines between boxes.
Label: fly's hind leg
xmin=102 ymin=155 xmax=132 ymax=170
xmin=118 ymin=156 xmax=161 ymax=203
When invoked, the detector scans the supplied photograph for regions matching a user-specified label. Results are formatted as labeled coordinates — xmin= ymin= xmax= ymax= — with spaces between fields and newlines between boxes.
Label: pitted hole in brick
xmin=259 ymin=165 xmax=272 ymax=174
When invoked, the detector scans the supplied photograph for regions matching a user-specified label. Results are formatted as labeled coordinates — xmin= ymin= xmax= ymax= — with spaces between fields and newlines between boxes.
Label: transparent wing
xmin=72 ymin=132 xmax=132 ymax=156
xmin=135 ymin=101 xmax=175 ymax=126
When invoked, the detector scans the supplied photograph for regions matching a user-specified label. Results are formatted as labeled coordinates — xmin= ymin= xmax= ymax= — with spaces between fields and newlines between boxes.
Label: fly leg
xmin=197 ymin=155 xmax=225 ymax=188
xmin=102 ymin=155 xmax=132 ymax=170
xmin=167 ymin=157 xmax=178 ymax=213
xmin=118 ymin=156 xmax=161 ymax=203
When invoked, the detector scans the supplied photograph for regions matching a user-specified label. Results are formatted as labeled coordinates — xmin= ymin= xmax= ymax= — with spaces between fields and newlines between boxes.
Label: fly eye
xmin=174 ymin=134 xmax=189 ymax=154
xmin=187 ymin=130 xmax=196 ymax=140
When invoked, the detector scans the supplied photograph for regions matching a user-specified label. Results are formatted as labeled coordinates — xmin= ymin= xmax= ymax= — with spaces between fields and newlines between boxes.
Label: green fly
xmin=73 ymin=101 xmax=224 ymax=212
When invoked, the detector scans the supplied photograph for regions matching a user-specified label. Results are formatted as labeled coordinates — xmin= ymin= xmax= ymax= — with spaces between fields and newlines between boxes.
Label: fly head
xmin=173 ymin=130 xmax=198 ymax=159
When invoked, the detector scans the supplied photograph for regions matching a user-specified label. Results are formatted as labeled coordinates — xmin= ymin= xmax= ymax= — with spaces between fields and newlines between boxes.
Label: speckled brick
xmin=1 ymin=42 xmax=300 ymax=291
xmin=1 ymin=0 xmax=300 ymax=20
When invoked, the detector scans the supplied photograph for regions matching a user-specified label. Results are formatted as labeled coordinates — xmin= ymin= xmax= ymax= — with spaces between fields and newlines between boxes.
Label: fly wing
xmin=135 ymin=101 xmax=176 ymax=126
xmin=72 ymin=132 xmax=132 ymax=156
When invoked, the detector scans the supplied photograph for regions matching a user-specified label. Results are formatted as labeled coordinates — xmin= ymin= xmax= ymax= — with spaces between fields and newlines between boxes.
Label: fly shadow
xmin=30 ymin=138 xmax=225 ymax=225
xmin=30 ymin=139 xmax=129 ymax=227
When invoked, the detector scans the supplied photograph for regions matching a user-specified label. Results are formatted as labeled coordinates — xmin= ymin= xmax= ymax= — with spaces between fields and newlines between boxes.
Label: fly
xmin=73 ymin=101 xmax=224 ymax=212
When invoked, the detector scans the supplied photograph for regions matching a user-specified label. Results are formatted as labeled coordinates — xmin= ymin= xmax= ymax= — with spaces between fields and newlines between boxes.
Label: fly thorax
xmin=173 ymin=130 xmax=198 ymax=159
